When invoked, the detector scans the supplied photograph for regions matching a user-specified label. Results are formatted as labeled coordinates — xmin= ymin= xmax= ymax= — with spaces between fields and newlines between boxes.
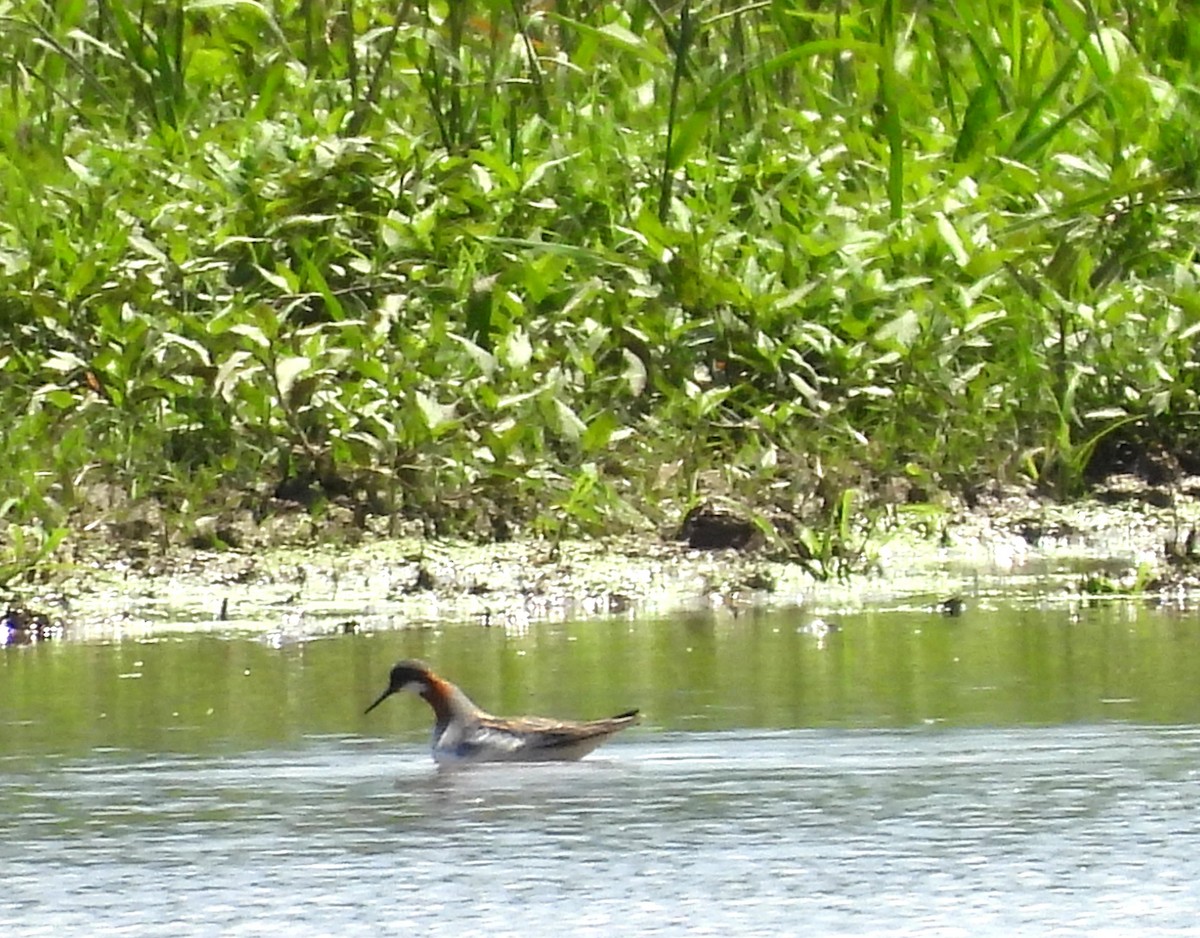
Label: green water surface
xmin=4 ymin=601 xmax=1199 ymax=758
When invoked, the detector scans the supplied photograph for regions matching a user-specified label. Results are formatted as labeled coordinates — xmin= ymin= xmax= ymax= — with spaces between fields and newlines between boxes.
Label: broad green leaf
xmin=581 ymin=411 xmax=618 ymax=451
xmin=34 ymin=386 xmax=76 ymax=409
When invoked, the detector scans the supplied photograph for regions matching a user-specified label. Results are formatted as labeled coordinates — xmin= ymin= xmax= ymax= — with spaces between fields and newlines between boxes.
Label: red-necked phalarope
xmin=364 ymin=659 xmax=640 ymax=764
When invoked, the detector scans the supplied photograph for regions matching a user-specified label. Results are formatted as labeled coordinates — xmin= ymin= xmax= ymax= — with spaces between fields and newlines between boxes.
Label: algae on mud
xmin=6 ymin=481 xmax=1200 ymax=644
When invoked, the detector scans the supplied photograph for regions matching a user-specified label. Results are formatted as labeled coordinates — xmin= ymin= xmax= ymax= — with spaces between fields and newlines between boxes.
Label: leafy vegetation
xmin=3 ymin=0 xmax=1200 ymax=582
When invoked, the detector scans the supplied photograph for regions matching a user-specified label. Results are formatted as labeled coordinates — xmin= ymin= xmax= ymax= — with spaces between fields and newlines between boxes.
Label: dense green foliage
xmin=3 ymin=0 xmax=1200 ymax=573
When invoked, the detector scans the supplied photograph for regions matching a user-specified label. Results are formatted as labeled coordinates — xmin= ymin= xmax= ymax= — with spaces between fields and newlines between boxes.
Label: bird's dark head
xmin=364 ymin=659 xmax=435 ymax=715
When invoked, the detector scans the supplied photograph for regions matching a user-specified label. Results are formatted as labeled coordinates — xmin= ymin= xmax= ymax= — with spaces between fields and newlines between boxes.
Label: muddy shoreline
xmin=5 ymin=478 xmax=1200 ymax=644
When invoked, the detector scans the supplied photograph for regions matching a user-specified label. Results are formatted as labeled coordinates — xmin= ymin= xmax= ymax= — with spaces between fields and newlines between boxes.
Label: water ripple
xmin=3 ymin=726 xmax=1199 ymax=935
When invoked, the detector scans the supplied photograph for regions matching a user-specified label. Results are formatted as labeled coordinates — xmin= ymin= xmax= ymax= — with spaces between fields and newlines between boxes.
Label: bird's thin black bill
xmin=363 ymin=688 xmax=393 ymax=715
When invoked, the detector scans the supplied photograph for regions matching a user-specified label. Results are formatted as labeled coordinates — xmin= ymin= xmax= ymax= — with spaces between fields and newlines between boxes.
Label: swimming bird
xmin=364 ymin=659 xmax=640 ymax=764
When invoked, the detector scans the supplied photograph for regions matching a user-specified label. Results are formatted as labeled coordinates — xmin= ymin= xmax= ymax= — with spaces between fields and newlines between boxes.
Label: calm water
xmin=4 ymin=601 xmax=1200 ymax=934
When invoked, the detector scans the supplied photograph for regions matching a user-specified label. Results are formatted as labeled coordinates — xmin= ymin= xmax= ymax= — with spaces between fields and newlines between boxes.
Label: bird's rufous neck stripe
xmin=422 ymin=673 xmax=457 ymax=727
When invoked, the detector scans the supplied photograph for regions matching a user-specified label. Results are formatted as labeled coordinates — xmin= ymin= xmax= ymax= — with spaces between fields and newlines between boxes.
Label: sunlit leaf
xmin=158 ymin=333 xmax=213 ymax=366
xmin=1083 ymin=408 xmax=1128 ymax=421
xmin=43 ymin=351 xmax=89 ymax=373
xmin=449 ymin=334 xmax=497 ymax=375
xmin=935 ymin=213 xmax=969 ymax=268
xmin=504 ymin=330 xmax=533 ymax=370
xmin=274 ymin=356 xmax=310 ymax=401
xmin=522 ymin=155 xmax=576 ymax=193
xmin=497 ymin=386 xmax=544 ymax=410
xmin=622 ymin=349 xmax=647 ymax=397
xmin=63 ymin=156 xmax=97 ymax=186
xmin=414 ymin=390 xmax=454 ymax=433
xmin=549 ymin=15 xmax=669 ymax=65
xmin=254 ymin=265 xmax=295 ymax=294
xmin=213 ymin=350 xmax=258 ymax=401
xmin=874 ymin=310 xmax=921 ymax=350
xmin=228 ymin=324 xmax=270 ymax=348
xmin=554 ymin=398 xmax=585 ymax=443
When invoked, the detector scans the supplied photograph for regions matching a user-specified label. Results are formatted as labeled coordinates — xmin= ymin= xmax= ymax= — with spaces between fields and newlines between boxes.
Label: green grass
xmin=3 ymin=0 xmax=1200 ymax=578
